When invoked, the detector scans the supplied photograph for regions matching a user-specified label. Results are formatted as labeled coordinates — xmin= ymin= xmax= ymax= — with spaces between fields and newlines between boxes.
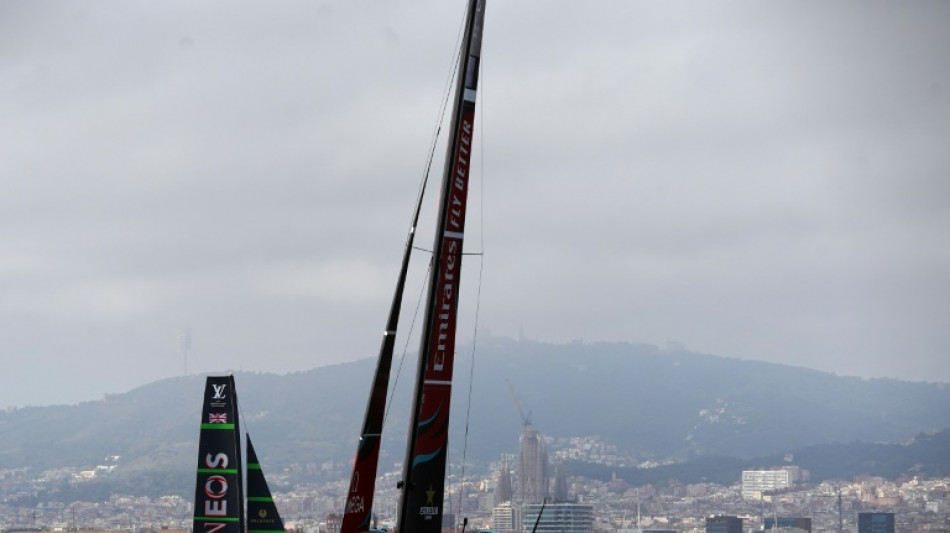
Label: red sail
xmin=397 ymin=1 xmax=486 ymax=532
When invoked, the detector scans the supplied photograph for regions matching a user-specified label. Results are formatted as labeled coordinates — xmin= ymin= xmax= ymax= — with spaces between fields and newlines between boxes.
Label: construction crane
xmin=506 ymin=379 xmax=532 ymax=428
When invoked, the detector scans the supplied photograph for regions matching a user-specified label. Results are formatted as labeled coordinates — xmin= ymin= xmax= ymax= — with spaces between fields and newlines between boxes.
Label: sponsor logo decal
xmin=346 ymin=494 xmax=365 ymax=514
xmin=212 ymin=384 xmax=227 ymax=399
xmin=419 ymin=484 xmax=440 ymax=517
xmin=199 ymin=452 xmax=232 ymax=532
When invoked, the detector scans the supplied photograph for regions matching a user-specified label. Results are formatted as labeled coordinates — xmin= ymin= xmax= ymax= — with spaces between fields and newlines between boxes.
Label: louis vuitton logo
xmin=212 ymin=384 xmax=227 ymax=400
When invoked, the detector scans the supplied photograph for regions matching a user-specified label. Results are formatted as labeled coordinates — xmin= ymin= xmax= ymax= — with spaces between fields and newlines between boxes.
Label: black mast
xmin=396 ymin=1 xmax=486 ymax=532
xmin=341 ymin=113 xmax=434 ymax=533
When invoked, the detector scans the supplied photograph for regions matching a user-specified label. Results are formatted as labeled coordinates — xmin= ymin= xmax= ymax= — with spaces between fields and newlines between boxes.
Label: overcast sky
xmin=2 ymin=1 xmax=948 ymax=409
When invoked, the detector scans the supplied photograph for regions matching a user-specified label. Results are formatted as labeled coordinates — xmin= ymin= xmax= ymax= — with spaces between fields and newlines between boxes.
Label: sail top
xmin=193 ymin=375 xmax=244 ymax=533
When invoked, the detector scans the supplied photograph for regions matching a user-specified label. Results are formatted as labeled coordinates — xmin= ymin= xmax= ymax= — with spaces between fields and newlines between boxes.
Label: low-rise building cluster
xmin=1 ymin=447 xmax=948 ymax=533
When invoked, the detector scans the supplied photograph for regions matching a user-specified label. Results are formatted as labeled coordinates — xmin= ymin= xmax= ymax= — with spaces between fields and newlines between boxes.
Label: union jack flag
xmin=208 ymin=412 xmax=228 ymax=423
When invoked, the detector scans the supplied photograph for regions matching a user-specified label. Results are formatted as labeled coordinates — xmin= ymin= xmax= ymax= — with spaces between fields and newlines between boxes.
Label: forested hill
xmin=1 ymin=337 xmax=947 ymax=488
xmin=568 ymin=428 xmax=950 ymax=486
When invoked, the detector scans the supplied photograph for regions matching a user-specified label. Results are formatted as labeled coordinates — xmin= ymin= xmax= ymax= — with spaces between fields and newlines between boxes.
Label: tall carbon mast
xmin=340 ymin=113 xmax=432 ymax=533
xmin=396 ymin=0 xmax=486 ymax=531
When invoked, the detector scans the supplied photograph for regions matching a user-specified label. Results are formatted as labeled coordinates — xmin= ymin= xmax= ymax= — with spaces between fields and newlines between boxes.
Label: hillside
xmin=568 ymin=428 xmax=950 ymax=486
xmin=465 ymin=338 xmax=950 ymax=461
xmin=1 ymin=336 xmax=947 ymax=498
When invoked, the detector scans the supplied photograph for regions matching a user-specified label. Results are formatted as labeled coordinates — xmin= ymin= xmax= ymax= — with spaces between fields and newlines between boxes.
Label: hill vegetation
xmin=1 ymin=337 xmax=948 ymax=499
xmin=567 ymin=428 xmax=950 ymax=486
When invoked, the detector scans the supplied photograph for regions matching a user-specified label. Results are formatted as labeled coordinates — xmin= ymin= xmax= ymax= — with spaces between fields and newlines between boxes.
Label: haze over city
xmin=2 ymin=1 xmax=948 ymax=409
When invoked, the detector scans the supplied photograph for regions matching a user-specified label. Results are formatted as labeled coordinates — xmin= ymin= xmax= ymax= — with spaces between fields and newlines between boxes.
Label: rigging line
xmin=412 ymin=248 xmax=480 ymax=256
xmin=408 ymin=0 xmax=468 ymax=230
xmin=454 ymin=50 xmax=488 ymax=521
xmin=454 ymin=252 xmax=484 ymax=517
xmin=234 ymin=375 xmax=250 ymax=439
xmin=384 ymin=260 xmax=432 ymax=428
xmin=531 ymin=499 xmax=548 ymax=533
xmin=384 ymin=2 xmax=470 ymax=426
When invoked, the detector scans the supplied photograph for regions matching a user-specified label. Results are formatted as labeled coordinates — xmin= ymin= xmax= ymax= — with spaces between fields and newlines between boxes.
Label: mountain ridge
xmin=1 ymin=336 xmax=947 ymax=496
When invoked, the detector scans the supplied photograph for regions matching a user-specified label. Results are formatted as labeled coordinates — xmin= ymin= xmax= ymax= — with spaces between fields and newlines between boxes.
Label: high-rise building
xmin=497 ymin=455 xmax=513 ymax=504
xmin=522 ymin=502 xmax=593 ymax=533
xmin=706 ymin=515 xmax=743 ymax=533
xmin=519 ymin=427 xmax=549 ymax=503
xmin=858 ymin=512 xmax=895 ymax=533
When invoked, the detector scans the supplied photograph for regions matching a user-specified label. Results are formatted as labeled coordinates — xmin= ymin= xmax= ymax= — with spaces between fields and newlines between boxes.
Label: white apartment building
xmin=742 ymin=470 xmax=791 ymax=500
xmin=492 ymin=501 xmax=521 ymax=533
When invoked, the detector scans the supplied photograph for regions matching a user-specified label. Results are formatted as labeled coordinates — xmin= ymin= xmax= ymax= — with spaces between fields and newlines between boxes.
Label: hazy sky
xmin=2 ymin=1 xmax=948 ymax=409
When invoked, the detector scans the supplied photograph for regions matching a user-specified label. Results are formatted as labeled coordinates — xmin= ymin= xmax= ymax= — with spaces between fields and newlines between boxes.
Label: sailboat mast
xmin=396 ymin=0 xmax=486 ymax=532
xmin=341 ymin=122 xmax=431 ymax=533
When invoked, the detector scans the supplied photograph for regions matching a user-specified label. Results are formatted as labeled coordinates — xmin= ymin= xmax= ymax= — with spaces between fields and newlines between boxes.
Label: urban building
xmin=519 ymin=427 xmax=549 ymax=504
xmin=780 ymin=465 xmax=809 ymax=484
xmin=522 ymin=502 xmax=593 ymax=533
xmin=706 ymin=515 xmax=743 ymax=533
xmin=764 ymin=517 xmax=812 ymax=533
xmin=553 ymin=463 xmax=569 ymax=502
xmin=742 ymin=470 xmax=791 ymax=500
xmin=858 ymin=512 xmax=895 ymax=533
xmin=325 ymin=513 xmax=342 ymax=533
xmin=441 ymin=512 xmax=456 ymax=533
xmin=497 ymin=455 xmax=513 ymax=504
xmin=492 ymin=502 xmax=521 ymax=533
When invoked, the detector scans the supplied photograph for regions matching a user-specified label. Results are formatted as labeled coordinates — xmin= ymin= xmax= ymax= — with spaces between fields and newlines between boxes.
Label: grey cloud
xmin=1 ymin=0 xmax=948 ymax=408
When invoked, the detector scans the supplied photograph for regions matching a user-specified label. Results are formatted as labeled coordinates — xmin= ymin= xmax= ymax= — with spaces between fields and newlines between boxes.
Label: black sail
xmin=247 ymin=434 xmax=286 ymax=533
xmin=193 ymin=376 xmax=244 ymax=533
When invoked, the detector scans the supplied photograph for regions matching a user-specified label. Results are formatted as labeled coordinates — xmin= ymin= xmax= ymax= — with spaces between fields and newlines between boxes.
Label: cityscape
xmin=1 ymin=427 xmax=947 ymax=533
xmin=3 ymin=4 xmax=949 ymax=533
